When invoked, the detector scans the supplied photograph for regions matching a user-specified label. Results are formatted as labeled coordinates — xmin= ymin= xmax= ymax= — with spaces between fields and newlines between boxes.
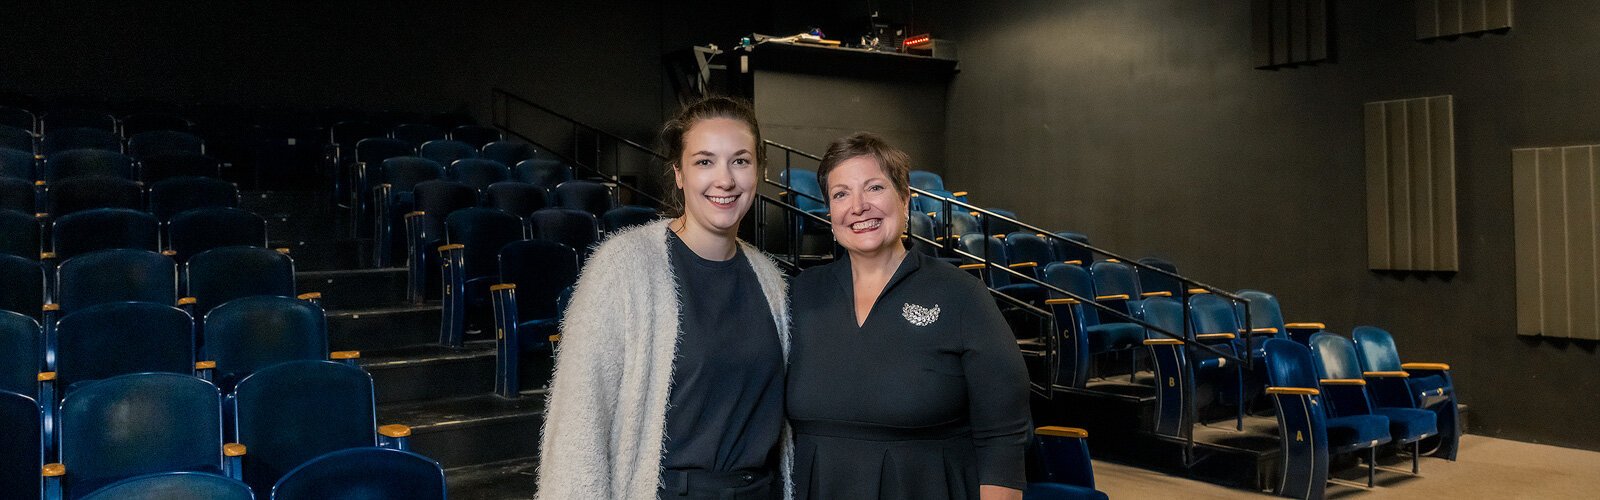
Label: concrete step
xmin=380 ymin=394 xmax=545 ymax=469
xmin=328 ymin=305 xmax=441 ymax=352
xmin=446 ymin=458 xmax=537 ymax=500
xmin=297 ymin=267 xmax=408 ymax=311
xmin=363 ymin=342 xmax=497 ymax=404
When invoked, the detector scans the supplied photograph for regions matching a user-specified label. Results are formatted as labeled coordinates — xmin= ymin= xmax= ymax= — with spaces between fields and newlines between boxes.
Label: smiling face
xmin=673 ymin=117 xmax=759 ymax=239
xmin=827 ymin=155 xmax=909 ymax=256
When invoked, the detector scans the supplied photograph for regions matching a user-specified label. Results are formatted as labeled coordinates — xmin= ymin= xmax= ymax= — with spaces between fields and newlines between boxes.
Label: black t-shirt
xmin=660 ymin=229 xmax=785 ymax=472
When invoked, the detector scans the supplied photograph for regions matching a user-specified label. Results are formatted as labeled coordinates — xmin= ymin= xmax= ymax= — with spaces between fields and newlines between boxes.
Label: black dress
xmin=786 ymin=250 xmax=1030 ymax=499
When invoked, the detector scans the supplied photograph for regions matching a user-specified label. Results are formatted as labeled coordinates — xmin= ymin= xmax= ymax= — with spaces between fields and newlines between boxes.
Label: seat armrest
xmin=195 ymin=361 xmax=215 ymax=381
xmin=1044 ymin=298 xmax=1080 ymax=305
xmin=1095 ymin=294 xmax=1130 ymax=301
xmin=1248 ymin=327 xmax=1279 ymax=335
xmin=177 ymin=297 xmax=196 ymax=306
xmin=1195 ymin=333 xmax=1236 ymax=341
xmin=1035 ymin=426 xmax=1088 ymax=438
xmin=1144 ymin=338 xmax=1185 ymax=345
xmin=275 ymin=247 xmax=291 ymax=254
xmin=296 ymin=292 xmax=322 ymax=305
xmin=1320 ymin=378 xmax=1366 ymax=386
xmin=1363 ymin=371 xmax=1410 ymax=378
xmin=958 ymin=263 xmax=985 ymax=270
xmin=1141 ymin=291 xmax=1172 ymax=297
xmin=1186 ymin=288 xmax=1209 ymax=295
xmin=1284 ymin=322 xmax=1326 ymax=330
xmin=951 ymin=191 xmax=969 ymax=197
xmin=161 ymin=249 xmax=177 ymax=257
xmin=379 ymin=424 xmax=413 ymax=451
xmin=330 ymin=351 xmax=361 ymax=366
xmin=1401 ymin=362 xmax=1450 ymax=371
xmin=549 ymin=334 xmax=562 ymax=342
xmin=1062 ymin=260 xmax=1083 ymax=265
xmin=43 ymin=462 xmax=64 ymax=498
xmin=223 ymin=443 xmax=246 ymax=480
xmin=1266 ymin=387 xmax=1320 ymax=396
xmin=1008 ymin=261 xmax=1038 ymax=268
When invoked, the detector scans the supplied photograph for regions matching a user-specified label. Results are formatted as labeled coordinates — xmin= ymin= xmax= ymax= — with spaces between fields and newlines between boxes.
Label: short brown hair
xmin=657 ymin=96 xmax=764 ymax=218
xmin=815 ymin=132 xmax=912 ymax=205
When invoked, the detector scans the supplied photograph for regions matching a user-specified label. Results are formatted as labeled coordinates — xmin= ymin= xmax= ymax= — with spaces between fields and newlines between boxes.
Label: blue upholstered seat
xmin=419 ymin=139 xmax=479 ymax=167
xmin=168 ymin=208 xmax=268 ymax=263
xmin=79 ymin=472 xmax=252 ymax=500
xmin=149 ymin=176 xmax=239 ymax=222
xmin=52 ymin=208 xmax=161 ymax=260
xmin=481 ymin=141 xmax=538 ymax=168
xmin=552 ymin=180 xmax=613 ymax=217
xmin=269 ymin=447 xmax=445 ymax=500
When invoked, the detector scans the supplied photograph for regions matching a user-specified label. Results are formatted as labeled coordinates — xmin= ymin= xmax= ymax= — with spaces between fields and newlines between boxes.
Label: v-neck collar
xmin=833 ymin=247 xmax=924 ymax=329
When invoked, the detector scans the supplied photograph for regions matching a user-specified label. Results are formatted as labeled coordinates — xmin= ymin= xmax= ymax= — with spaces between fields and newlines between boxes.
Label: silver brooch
xmin=902 ymin=303 xmax=941 ymax=327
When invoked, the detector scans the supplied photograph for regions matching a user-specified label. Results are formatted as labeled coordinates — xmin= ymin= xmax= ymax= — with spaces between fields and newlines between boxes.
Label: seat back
xmin=0 ymin=311 xmax=42 ymax=395
xmin=1005 ymin=232 xmax=1054 ymax=267
xmin=1088 ymin=260 xmax=1141 ymax=298
xmin=0 ymin=105 xmax=35 ymax=131
xmin=136 ymin=153 xmax=222 ymax=182
xmin=481 ymin=141 xmax=537 ymax=168
xmin=329 ymin=121 xmax=382 ymax=148
xmin=119 ymin=113 xmax=195 ymax=136
xmin=484 ymin=181 xmax=548 ymax=219
xmin=1308 ymin=332 xmax=1364 ymax=380
xmin=0 ymin=389 xmax=41 ymax=499
xmin=42 ymin=129 xmax=121 ymax=156
xmin=0 ymin=177 xmax=30 ymax=213
xmin=233 ymin=360 xmax=377 ymax=495
xmin=910 ymin=189 xmax=957 ymax=215
xmin=0 ymin=209 xmax=41 ymax=259
xmin=79 ymin=472 xmax=253 ymax=500
xmin=58 ymin=373 xmax=222 ymax=499
xmin=945 ymin=211 xmax=982 ymax=240
xmin=127 ymin=131 xmax=204 ymax=159
xmin=413 ymin=180 xmax=480 ymax=237
xmin=205 ymin=297 xmax=327 ymax=391
xmin=0 ymin=255 xmax=44 ymax=318
xmin=1262 ymin=338 xmax=1319 ymax=389
xmin=48 ymin=176 xmax=144 ymax=216
xmin=57 ymin=249 xmax=177 ymax=311
xmin=906 ymin=211 xmax=935 ymax=252
xmin=908 ymin=169 xmax=945 ymax=191
xmin=55 ymin=302 xmax=195 ymax=392
xmin=449 ymin=125 xmax=502 ymax=148
xmin=448 ymin=158 xmax=510 ymax=191
xmin=601 ymin=205 xmax=660 ymax=233
xmin=149 ymin=176 xmax=239 ymax=221
xmin=1236 ymin=289 xmax=1288 ymax=337
xmin=168 ymin=208 xmax=268 ymax=263
xmin=1350 ymin=326 xmax=1405 ymax=372
xmin=270 ymin=447 xmax=445 ymax=500
xmin=1041 ymin=262 xmax=1100 ymax=325
xmin=529 ymin=208 xmax=600 ymax=262
xmin=1050 ymin=232 xmax=1092 ymax=264
xmin=353 ymin=138 xmax=413 ymax=166
xmin=445 ymin=208 xmax=525 ymax=280
xmin=961 ymin=234 xmax=1012 ymax=288
xmin=514 ymin=159 xmax=574 ymax=191
xmin=500 ymin=240 xmax=580 ymax=321
xmin=1187 ymin=293 xmax=1241 ymax=336
xmin=52 ymin=208 xmax=161 ymax=260
xmin=186 ymin=247 xmax=296 ymax=317
xmin=552 ymin=180 xmax=613 ymax=216
xmin=419 ymin=139 xmax=479 ymax=166
xmin=981 ymin=208 xmax=1022 ymax=235
xmin=778 ymin=168 xmax=826 ymax=213
xmin=1140 ymin=296 xmax=1184 ymax=339
xmin=1136 ymin=257 xmax=1181 ymax=296
xmin=44 ymin=149 xmax=135 ymax=181
xmin=41 ymin=110 xmax=117 ymax=133
xmin=389 ymin=123 xmax=447 ymax=147
xmin=0 ymin=125 xmax=33 ymax=154
xmin=378 ymin=157 xmax=444 ymax=193
xmin=0 ymin=147 xmax=35 ymax=180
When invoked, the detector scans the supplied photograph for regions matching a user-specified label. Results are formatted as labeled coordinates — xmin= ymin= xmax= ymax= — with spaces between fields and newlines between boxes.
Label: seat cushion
xmin=1325 ymin=414 xmax=1392 ymax=453
xmin=1407 ymin=374 xmax=1452 ymax=408
xmin=1024 ymin=482 xmax=1109 ymax=500
xmin=1085 ymin=323 xmax=1144 ymax=353
xmin=1374 ymin=407 xmax=1438 ymax=444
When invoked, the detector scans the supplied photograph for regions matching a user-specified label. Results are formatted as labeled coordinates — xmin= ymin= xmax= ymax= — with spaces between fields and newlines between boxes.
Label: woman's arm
xmin=961 ymin=282 xmax=1033 ymax=493
xmin=535 ymin=260 xmax=627 ymax=498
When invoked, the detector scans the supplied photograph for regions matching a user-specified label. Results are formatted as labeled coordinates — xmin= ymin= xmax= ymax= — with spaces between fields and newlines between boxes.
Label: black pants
xmin=658 ymin=468 xmax=777 ymax=500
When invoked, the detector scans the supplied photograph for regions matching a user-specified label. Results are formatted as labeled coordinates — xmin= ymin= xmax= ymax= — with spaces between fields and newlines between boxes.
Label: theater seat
xmin=528 ymin=208 xmax=600 ymax=264
xmin=513 ymin=158 xmax=574 ymax=191
xmin=490 ymin=240 xmax=580 ymax=397
xmin=481 ymin=141 xmax=538 ymax=168
xmin=1024 ymin=426 xmax=1108 ymax=500
xmin=0 ymin=146 xmax=35 ymax=180
xmin=51 ymin=208 xmax=160 ymax=261
xmin=390 ymin=123 xmax=447 ymax=147
xmin=167 ymin=207 xmax=268 ymax=263
xmin=601 ymin=205 xmax=660 ymax=233
xmin=185 ymin=246 xmax=296 ymax=319
xmin=42 ymin=129 xmax=121 ymax=156
xmin=484 ymin=181 xmax=548 ymax=219
xmin=419 ymin=139 xmax=479 ymax=167
xmin=552 ymin=180 xmax=614 ymax=217
xmin=127 ymin=130 xmax=204 ymax=159
xmin=43 ymin=149 xmax=135 ymax=182
xmin=448 ymin=158 xmax=511 ymax=192
xmin=449 ymin=125 xmax=502 ymax=149
xmin=438 ymin=208 xmax=525 ymax=347
xmin=47 ymin=176 xmax=143 ymax=217
xmin=0 ymin=211 xmax=43 ymax=260
xmin=1262 ymin=338 xmax=1391 ymax=497
xmin=78 ymin=472 xmax=252 ymax=500
xmin=0 ymin=389 xmax=42 ymax=499
xmin=269 ymin=447 xmax=445 ymax=500
xmin=405 ymin=181 xmax=479 ymax=303
xmin=149 ymin=176 xmax=240 ymax=222
xmin=206 ymin=297 xmax=354 ymax=391
xmin=55 ymin=249 xmax=177 ymax=312
xmin=1352 ymin=325 xmax=1461 ymax=460
xmin=137 ymin=153 xmax=222 ymax=183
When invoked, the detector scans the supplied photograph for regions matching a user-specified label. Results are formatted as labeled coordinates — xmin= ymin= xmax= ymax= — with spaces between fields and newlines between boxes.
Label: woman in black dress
xmin=786 ymin=132 xmax=1030 ymax=500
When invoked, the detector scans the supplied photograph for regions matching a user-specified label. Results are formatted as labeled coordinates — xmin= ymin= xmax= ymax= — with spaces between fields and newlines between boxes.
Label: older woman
xmin=786 ymin=132 xmax=1030 ymax=500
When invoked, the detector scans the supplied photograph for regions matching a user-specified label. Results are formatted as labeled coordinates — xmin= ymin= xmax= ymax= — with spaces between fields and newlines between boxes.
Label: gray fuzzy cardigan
xmin=535 ymin=219 xmax=794 ymax=499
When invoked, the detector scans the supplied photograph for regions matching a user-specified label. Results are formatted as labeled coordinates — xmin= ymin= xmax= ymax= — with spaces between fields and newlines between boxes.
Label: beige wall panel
xmin=1512 ymin=149 xmax=1543 ymax=335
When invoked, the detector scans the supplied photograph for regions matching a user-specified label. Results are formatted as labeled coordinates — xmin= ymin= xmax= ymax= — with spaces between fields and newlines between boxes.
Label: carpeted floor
xmin=1093 ymin=435 xmax=1600 ymax=499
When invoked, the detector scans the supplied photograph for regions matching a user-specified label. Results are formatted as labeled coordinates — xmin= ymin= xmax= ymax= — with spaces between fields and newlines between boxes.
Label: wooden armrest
xmin=42 ymin=303 xmax=59 ymax=312
xmin=33 ymin=180 xmax=46 ymax=187
xmin=438 ymin=243 xmax=464 ymax=252
xmin=1266 ymin=387 xmax=1320 ymax=396
xmin=1141 ymin=291 xmax=1173 ymax=297
xmin=40 ymin=252 xmax=55 ymax=260
xmin=958 ymin=263 xmax=985 ymax=270
xmin=1249 ymin=327 xmax=1280 ymax=334
xmin=992 ymin=234 xmax=1006 ymax=239
xmin=1320 ymin=378 xmax=1367 ymax=386
xmin=548 ymin=334 xmax=562 ymax=342
xmin=42 ymin=463 xmax=64 ymax=477
xmin=195 ymin=361 xmax=216 ymax=370
xmin=161 ymin=249 xmax=177 ymax=257
xmin=223 ymin=443 xmax=247 ymax=457
xmin=274 ymin=247 xmax=291 ymax=254
xmin=1008 ymin=261 xmax=1038 ymax=268
xmin=1363 ymin=371 xmax=1410 ymax=378
xmin=1187 ymin=288 xmax=1210 ymax=294
xmin=490 ymin=283 xmax=517 ymax=291
xmin=177 ymin=297 xmax=197 ymax=306
xmin=379 ymin=183 xmax=393 ymax=189
xmin=969 ymin=211 xmax=980 ymax=216
xmin=1195 ymin=333 xmax=1236 ymax=341
xmin=1062 ymin=260 xmax=1083 ymax=265
xmin=1401 ymin=362 xmax=1450 ymax=371
xmin=1095 ymin=294 xmax=1130 ymax=301
xmin=406 ymin=210 xmax=426 ymax=218
xmin=38 ymin=372 xmax=55 ymax=382
xmin=1104 ymin=258 xmax=1120 ymax=263
xmin=379 ymin=424 xmax=412 ymax=438
xmin=330 ymin=351 xmax=361 ymax=360
xmin=1144 ymin=338 xmax=1185 ymax=345
xmin=951 ymin=191 xmax=969 ymax=197
xmin=296 ymin=292 xmax=322 ymax=300
xmin=1285 ymin=322 xmax=1326 ymax=329
xmin=1035 ymin=426 xmax=1088 ymax=438
xmin=1044 ymin=298 xmax=1080 ymax=305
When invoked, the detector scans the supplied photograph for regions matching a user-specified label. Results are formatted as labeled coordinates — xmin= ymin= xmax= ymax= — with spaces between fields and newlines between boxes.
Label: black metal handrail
xmin=491 ymin=88 xmax=666 ymax=207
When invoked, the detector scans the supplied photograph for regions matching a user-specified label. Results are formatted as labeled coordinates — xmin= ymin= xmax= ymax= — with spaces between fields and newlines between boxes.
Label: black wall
xmin=936 ymin=0 xmax=1600 ymax=449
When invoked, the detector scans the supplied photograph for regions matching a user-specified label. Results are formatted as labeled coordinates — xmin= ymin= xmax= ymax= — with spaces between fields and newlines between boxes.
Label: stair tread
xmin=298 ymin=267 xmax=407 ymax=278
xmin=329 ymin=305 xmax=441 ymax=317
xmin=446 ymin=458 xmax=538 ymax=500
xmin=361 ymin=341 xmax=496 ymax=367
xmin=380 ymin=394 xmax=546 ymax=432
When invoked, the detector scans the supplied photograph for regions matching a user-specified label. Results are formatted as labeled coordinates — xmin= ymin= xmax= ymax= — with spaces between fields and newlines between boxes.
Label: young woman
xmin=786 ymin=133 xmax=1030 ymax=500
xmin=536 ymin=96 xmax=792 ymax=500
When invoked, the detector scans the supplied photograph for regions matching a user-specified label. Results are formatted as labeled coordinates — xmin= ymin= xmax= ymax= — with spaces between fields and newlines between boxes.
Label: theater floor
xmin=1094 ymin=435 xmax=1600 ymax=499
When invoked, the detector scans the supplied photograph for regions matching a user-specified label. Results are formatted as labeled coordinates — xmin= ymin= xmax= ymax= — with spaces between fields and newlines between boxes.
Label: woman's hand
xmin=980 ymin=484 xmax=1023 ymax=500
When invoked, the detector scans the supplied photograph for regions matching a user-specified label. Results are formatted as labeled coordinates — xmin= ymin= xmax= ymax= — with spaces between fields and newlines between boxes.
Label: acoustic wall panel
xmin=1365 ymin=96 xmax=1458 ymax=272
xmin=1512 ymin=146 xmax=1600 ymax=339
xmin=1417 ymin=0 xmax=1513 ymax=40
xmin=1252 ymin=0 xmax=1329 ymax=69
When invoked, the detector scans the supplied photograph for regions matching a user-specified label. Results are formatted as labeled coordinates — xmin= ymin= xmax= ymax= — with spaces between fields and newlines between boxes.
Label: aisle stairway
xmin=244 ymin=190 xmax=542 ymax=498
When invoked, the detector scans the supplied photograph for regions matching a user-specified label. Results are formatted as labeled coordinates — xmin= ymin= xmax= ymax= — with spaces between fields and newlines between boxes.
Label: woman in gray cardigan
xmin=535 ymin=97 xmax=792 ymax=500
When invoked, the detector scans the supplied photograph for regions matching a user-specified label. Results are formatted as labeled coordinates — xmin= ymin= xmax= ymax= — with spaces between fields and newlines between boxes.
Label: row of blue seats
xmin=0 ymin=205 xmax=267 ymax=264
xmin=0 ymin=126 xmax=205 ymax=159
xmin=1 ymin=147 xmax=225 ymax=184
xmin=0 ymin=106 xmax=197 ymax=138
xmin=0 ymin=365 xmax=439 ymax=499
xmin=0 ymin=174 xmax=238 ymax=222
